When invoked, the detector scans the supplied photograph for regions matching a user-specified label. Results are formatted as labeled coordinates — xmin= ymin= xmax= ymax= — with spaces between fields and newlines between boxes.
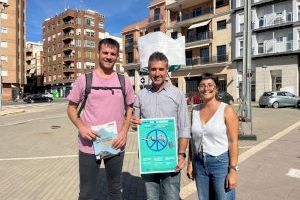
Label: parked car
xmin=23 ymin=94 xmax=53 ymax=103
xmin=216 ymin=91 xmax=234 ymax=105
xmin=258 ymin=91 xmax=300 ymax=108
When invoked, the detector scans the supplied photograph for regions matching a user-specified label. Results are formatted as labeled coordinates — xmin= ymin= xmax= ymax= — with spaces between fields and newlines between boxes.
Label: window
xmin=258 ymin=42 xmax=264 ymax=54
xmin=77 ymin=51 xmax=81 ymax=58
xmin=85 ymin=51 xmax=95 ymax=59
xmin=84 ymin=40 xmax=95 ymax=48
xmin=193 ymin=8 xmax=202 ymax=17
xmin=217 ymin=45 xmax=226 ymax=62
xmin=217 ymin=20 xmax=226 ymax=30
xmin=76 ymin=62 xmax=82 ymax=69
xmin=259 ymin=17 xmax=264 ymax=27
xmin=84 ymin=17 xmax=95 ymax=26
xmin=239 ymin=0 xmax=244 ymax=7
xmin=276 ymin=36 xmax=283 ymax=43
xmin=216 ymin=0 xmax=224 ymax=8
xmin=154 ymin=8 xmax=160 ymax=21
xmin=85 ymin=29 xmax=95 ymax=37
xmin=53 ymin=55 xmax=56 ymax=61
xmin=0 ymin=27 xmax=7 ymax=33
xmin=76 ymin=29 xmax=81 ymax=35
xmin=0 ymin=41 xmax=7 ymax=47
xmin=171 ymin=32 xmax=177 ymax=39
xmin=126 ymin=52 xmax=133 ymax=63
xmin=239 ymin=40 xmax=243 ymax=57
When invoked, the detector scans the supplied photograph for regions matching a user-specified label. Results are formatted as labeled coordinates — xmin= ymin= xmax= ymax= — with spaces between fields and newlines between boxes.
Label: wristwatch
xmin=178 ymin=152 xmax=186 ymax=158
xmin=229 ymin=165 xmax=239 ymax=171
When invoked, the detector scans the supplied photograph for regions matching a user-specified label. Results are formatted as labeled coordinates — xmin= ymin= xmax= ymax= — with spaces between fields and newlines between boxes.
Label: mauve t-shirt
xmin=67 ymin=70 xmax=135 ymax=154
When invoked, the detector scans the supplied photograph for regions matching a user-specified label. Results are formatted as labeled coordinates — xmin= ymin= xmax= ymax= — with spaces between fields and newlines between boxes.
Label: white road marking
xmin=286 ymin=168 xmax=300 ymax=179
xmin=239 ymin=145 xmax=254 ymax=149
xmin=0 ymin=114 xmax=67 ymax=127
xmin=0 ymin=151 xmax=138 ymax=161
xmin=180 ymin=121 xmax=300 ymax=199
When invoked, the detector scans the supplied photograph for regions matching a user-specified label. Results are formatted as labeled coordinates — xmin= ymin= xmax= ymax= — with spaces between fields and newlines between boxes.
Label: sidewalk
xmin=185 ymin=122 xmax=300 ymax=200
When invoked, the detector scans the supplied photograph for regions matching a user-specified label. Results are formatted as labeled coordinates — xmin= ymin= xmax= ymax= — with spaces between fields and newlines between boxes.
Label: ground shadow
xmin=97 ymin=169 xmax=146 ymax=200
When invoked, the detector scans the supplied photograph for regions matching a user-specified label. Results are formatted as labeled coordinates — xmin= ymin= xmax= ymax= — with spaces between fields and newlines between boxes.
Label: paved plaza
xmin=0 ymin=101 xmax=299 ymax=199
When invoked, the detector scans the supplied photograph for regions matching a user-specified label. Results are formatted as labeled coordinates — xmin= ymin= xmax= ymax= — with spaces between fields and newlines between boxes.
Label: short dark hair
xmin=148 ymin=52 xmax=169 ymax=69
xmin=98 ymin=38 xmax=120 ymax=52
xmin=198 ymin=73 xmax=219 ymax=87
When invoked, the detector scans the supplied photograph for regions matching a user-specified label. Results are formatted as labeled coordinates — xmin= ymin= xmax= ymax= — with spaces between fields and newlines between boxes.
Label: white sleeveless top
xmin=191 ymin=102 xmax=228 ymax=156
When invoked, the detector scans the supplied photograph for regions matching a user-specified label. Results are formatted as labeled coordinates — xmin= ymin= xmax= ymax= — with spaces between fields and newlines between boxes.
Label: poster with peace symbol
xmin=138 ymin=117 xmax=177 ymax=174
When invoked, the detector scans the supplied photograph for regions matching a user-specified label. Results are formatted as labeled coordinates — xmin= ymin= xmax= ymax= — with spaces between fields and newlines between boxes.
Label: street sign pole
xmin=239 ymin=0 xmax=257 ymax=140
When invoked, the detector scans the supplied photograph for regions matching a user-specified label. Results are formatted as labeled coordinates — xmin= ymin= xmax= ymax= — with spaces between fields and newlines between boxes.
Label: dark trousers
xmin=78 ymin=151 xmax=125 ymax=200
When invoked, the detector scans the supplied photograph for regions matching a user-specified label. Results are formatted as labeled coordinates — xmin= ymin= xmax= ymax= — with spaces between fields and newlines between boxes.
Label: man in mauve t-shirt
xmin=67 ymin=38 xmax=135 ymax=200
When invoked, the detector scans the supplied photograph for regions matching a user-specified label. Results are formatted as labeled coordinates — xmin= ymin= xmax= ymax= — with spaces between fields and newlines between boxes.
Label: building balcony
xmin=63 ymin=65 xmax=75 ymax=72
xmin=169 ymin=6 xmax=213 ymax=29
xmin=147 ymin=15 xmax=164 ymax=28
xmin=253 ymin=40 xmax=293 ymax=56
xmin=63 ymin=44 xmax=75 ymax=51
xmin=186 ymin=31 xmax=213 ymax=43
xmin=63 ymin=32 xmax=75 ymax=40
xmin=252 ymin=12 xmax=293 ymax=31
xmin=62 ymin=76 xmax=75 ymax=83
xmin=185 ymin=54 xmax=229 ymax=67
xmin=63 ymin=55 xmax=75 ymax=61
xmin=63 ymin=21 xmax=75 ymax=30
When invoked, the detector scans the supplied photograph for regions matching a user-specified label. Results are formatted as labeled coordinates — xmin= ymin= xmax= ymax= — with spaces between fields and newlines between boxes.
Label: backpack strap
xmin=77 ymin=72 xmax=93 ymax=117
xmin=117 ymin=73 xmax=127 ymax=114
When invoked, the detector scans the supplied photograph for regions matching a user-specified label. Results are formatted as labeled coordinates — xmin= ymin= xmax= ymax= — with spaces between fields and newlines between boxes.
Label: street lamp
xmin=0 ymin=1 xmax=9 ymax=111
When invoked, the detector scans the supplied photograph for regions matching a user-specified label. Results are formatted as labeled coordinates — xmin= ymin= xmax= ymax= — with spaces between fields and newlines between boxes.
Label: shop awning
xmin=188 ymin=20 xmax=211 ymax=29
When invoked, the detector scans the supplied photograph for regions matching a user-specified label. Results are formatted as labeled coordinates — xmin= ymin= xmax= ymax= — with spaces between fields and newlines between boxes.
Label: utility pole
xmin=0 ymin=1 xmax=9 ymax=111
xmin=239 ymin=0 xmax=257 ymax=140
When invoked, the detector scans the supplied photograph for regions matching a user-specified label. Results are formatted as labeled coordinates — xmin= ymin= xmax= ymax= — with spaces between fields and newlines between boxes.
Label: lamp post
xmin=0 ymin=1 xmax=9 ymax=111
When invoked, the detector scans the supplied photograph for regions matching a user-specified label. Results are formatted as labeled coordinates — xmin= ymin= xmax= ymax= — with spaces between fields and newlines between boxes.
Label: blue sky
xmin=26 ymin=0 xmax=150 ymax=42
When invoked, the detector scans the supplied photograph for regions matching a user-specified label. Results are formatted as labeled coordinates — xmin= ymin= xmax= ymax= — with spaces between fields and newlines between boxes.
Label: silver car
xmin=258 ymin=91 xmax=300 ymax=108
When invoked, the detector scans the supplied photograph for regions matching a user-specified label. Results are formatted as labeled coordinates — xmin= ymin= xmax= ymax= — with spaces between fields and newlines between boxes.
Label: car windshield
xmin=262 ymin=92 xmax=273 ymax=96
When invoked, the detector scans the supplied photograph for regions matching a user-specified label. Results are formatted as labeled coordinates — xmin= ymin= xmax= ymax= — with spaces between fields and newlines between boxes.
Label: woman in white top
xmin=187 ymin=73 xmax=239 ymax=200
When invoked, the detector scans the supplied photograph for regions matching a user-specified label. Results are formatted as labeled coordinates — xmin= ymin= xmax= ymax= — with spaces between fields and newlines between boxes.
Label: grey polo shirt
xmin=134 ymin=82 xmax=191 ymax=139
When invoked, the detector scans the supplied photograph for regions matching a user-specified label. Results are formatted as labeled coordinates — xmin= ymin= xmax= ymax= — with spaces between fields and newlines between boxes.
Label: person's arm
xmin=186 ymin=141 xmax=194 ymax=179
xmin=67 ymin=101 xmax=98 ymax=140
xmin=175 ymin=93 xmax=191 ymax=172
xmin=224 ymin=105 xmax=239 ymax=189
xmin=112 ymin=104 xmax=134 ymax=149
xmin=130 ymin=93 xmax=142 ymax=131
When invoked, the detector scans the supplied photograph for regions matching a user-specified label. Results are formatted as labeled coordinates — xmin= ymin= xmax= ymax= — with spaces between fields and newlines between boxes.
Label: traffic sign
xmin=141 ymin=77 xmax=145 ymax=84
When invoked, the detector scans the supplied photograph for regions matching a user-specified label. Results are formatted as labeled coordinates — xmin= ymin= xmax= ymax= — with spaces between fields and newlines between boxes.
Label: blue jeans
xmin=193 ymin=151 xmax=235 ymax=200
xmin=78 ymin=151 xmax=124 ymax=200
xmin=142 ymin=172 xmax=180 ymax=200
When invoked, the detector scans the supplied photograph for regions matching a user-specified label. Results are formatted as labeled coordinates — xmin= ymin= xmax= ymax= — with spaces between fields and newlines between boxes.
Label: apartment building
xmin=0 ymin=0 xmax=26 ymax=101
xmin=122 ymin=0 xmax=167 ymax=91
xmin=232 ymin=0 xmax=300 ymax=100
xmin=42 ymin=9 xmax=106 ymax=97
xmin=24 ymin=42 xmax=44 ymax=94
xmin=166 ymin=0 xmax=235 ymax=98
xmin=122 ymin=0 xmax=236 ymax=99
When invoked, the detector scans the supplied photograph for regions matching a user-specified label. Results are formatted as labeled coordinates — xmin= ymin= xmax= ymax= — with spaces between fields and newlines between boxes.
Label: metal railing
xmin=253 ymin=12 xmax=293 ymax=29
xmin=255 ymin=40 xmax=293 ymax=55
xmin=186 ymin=54 xmax=228 ymax=66
xmin=149 ymin=15 xmax=163 ymax=23
xmin=177 ymin=6 xmax=212 ymax=22
xmin=186 ymin=31 xmax=213 ymax=43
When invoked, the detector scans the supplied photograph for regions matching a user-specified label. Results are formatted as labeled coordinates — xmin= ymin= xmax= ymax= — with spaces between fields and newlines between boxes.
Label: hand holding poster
xmin=138 ymin=118 xmax=177 ymax=174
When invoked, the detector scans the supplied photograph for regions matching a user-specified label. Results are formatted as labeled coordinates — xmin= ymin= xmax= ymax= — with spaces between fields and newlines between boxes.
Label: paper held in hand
xmin=91 ymin=121 xmax=120 ymax=160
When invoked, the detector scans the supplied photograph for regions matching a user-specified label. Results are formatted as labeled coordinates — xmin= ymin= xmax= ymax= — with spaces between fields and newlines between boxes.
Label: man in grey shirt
xmin=131 ymin=52 xmax=190 ymax=200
